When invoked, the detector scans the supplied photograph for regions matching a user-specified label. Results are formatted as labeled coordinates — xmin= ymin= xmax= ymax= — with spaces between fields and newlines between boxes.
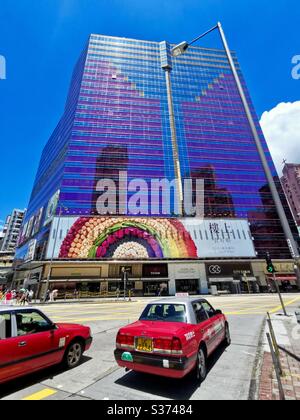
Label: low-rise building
xmin=281 ymin=163 xmax=300 ymax=231
xmin=0 ymin=209 xmax=25 ymax=253
xmin=0 ymin=251 xmax=14 ymax=289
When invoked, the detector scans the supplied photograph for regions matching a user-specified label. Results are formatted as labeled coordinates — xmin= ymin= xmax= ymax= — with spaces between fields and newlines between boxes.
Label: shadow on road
xmin=0 ymin=355 xmax=92 ymax=399
xmin=115 ymin=344 xmax=228 ymax=400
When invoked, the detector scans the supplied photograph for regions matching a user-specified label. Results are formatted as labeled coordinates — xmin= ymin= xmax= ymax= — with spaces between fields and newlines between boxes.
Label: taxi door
xmin=0 ymin=311 xmax=24 ymax=383
xmin=201 ymin=301 xmax=226 ymax=350
xmin=192 ymin=301 xmax=216 ymax=356
xmin=13 ymin=310 xmax=64 ymax=375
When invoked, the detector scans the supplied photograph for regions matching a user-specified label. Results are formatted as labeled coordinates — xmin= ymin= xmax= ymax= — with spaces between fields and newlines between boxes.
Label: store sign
xmin=183 ymin=218 xmax=256 ymax=258
xmin=206 ymin=263 xmax=253 ymax=278
xmin=143 ymin=264 xmax=168 ymax=278
xmin=25 ymin=239 xmax=37 ymax=263
xmin=172 ymin=264 xmax=200 ymax=279
xmin=18 ymin=207 xmax=44 ymax=246
xmin=44 ymin=190 xmax=60 ymax=226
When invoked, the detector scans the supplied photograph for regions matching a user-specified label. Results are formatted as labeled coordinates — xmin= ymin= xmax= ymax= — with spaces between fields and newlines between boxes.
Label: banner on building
xmin=46 ymin=216 xmax=256 ymax=260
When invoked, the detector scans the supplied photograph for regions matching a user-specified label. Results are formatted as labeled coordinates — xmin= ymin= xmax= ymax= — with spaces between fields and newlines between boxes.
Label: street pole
xmin=171 ymin=23 xmax=300 ymax=290
xmin=216 ymin=22 xmax=300 ymax=289
xmin=165 ymin=69 xmax=184 ymax=216
xmin=124 ymin=270 xmax=127 ymax=301
xmin=272 ymin=272 xmax=288 ymax=316
xmin=121 ymin=267 xmax=127 ymax=301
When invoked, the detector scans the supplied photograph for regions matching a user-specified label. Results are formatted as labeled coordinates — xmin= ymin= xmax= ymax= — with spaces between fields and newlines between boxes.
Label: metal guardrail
xmin=266 ymin=312 xmax=285 ymax=400
xmin=266 ymin=332 xmax=285 ymax=400
xmin=267 ymin=312 xmax=282 ymax=375
xmin=54 ymin=290 xmax=134 ymax=300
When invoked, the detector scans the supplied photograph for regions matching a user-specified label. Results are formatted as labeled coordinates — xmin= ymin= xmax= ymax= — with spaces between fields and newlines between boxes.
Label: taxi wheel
xmin=223 ymin=323 xmax=231 ymax=347
xmin=196 ymin=346 xmax=207 ymax=383
xmin=64 ymin=341 xmax=83 ymax=369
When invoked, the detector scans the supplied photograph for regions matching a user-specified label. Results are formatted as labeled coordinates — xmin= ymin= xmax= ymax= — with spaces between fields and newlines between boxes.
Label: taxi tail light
xmin=153 ymin=337 xmax=183 ymax=355
xmin=171 ymin=337 xmax=183 ymax=354
xmin=154 ymin=338 xmax=172 ymax=352
xmin=116 ymin=332 xmax=134 ymax=348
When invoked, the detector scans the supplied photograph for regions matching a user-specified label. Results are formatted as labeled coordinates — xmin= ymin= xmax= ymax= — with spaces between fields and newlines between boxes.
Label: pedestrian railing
xmin=266 ymin=312 xmax=285 ymax=400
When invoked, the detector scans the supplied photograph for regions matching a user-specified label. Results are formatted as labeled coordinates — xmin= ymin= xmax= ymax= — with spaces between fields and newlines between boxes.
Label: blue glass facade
xmin=16 ymin=34 xmax=299 ymax=261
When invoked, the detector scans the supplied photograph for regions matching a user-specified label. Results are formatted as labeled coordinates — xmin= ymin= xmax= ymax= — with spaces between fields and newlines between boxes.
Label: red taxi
xmin=0 ymin=306 xmax=92 ymax=384
xmin=114 ymin=298 xmax=230 ymax=382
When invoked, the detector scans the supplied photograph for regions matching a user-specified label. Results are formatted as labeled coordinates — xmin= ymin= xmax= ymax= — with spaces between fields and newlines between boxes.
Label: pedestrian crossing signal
xmin=266 ymin=253 xmax=275 ymax=274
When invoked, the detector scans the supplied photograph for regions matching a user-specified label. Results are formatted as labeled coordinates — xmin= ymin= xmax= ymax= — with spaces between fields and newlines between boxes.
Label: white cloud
xmin=260 ymin=101 xmax=300 ymax=175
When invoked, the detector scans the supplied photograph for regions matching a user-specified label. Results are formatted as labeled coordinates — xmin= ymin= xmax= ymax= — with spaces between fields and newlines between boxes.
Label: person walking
xmin=20 ymin=290 xmax=29 ymax=306
xmin=4 ymin=290 xmax=12 ymax=305
xmin=28 ymin=289 xmax=34 ymax=303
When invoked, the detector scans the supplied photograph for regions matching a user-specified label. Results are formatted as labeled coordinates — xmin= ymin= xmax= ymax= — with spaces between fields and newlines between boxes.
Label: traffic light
xmin=266 ymin=253 xmax=276 ymax=274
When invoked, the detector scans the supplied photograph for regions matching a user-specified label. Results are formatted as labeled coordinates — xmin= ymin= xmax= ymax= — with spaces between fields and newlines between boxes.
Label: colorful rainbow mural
xmin=59 ymin=217 xmax=198 ymax=260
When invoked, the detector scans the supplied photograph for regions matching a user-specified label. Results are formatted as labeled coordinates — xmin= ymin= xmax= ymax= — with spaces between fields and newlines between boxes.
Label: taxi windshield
xmin=139 ymin=304 xmax=187 ymax=323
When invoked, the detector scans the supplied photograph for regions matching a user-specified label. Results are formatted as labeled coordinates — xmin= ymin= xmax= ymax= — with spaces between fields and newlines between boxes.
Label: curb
xmin=248 ymin=316 xmax=267 ymax=400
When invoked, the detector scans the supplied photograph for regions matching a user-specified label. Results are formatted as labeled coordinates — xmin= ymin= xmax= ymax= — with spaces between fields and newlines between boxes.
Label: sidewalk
xmin=258 ymin=312 xmax=300 ymax=400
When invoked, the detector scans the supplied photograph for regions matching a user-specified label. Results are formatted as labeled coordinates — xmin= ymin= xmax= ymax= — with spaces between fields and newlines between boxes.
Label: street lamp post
xmin=171 ymin=22 xmax=300 ymax=289
xmin=121 ymin=267 xmax=128 ymax=301
xmin=43 ymin=205 xmax=68 ymax=303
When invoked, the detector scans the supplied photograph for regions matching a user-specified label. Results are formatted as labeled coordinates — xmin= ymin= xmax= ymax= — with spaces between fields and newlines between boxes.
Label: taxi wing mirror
xmin=215 ymin=309 xmax=223 ymax=315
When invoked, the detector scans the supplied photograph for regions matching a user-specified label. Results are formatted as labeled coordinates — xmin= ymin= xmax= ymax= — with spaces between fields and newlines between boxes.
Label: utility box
xmin=210 ymin=285 xmax=218 ymax=296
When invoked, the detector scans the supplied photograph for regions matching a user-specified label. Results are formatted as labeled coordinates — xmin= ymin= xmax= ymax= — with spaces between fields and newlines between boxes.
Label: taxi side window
xmin=0 ymin=313 xmax=12 ymax=339
xmin=202 ymin=302 xmax=216 ymax=319
xmin=16 ymin=311 xmax=52 ymax=336
xmin=193 ymin=302 xmax=209 ymax=324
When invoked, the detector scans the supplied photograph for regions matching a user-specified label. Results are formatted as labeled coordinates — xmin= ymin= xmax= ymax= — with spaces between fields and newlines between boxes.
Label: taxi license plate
xmin=135 ymin=337 xmax=153 ymax=352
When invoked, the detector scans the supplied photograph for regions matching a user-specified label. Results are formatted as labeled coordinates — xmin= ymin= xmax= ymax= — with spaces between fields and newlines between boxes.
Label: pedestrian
xmin=4 ymin=290 xmax=12 ymax=305
xmin=20 ymin=290 xmax=28 ymax=306
xmin=28 ymin=289 xmax=34 ymax=303
xmin=11 ymin=290 xmax=17 ymax=305
xmin=45 ymin=289 xmax=50 ymax=303
xmin=74 ymin=289 xmax=79 ymax=300
xmin=52 ymin=289 xmax=58 ymax=301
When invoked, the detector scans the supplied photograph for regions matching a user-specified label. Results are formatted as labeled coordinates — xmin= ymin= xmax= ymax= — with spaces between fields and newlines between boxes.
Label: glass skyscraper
xmin=16 ymin=34 xmax=298 ymax=266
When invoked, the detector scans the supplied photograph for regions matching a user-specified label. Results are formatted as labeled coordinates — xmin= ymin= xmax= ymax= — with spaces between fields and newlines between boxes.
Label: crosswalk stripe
xmin=22 ymin=389 xmax=57 ymax=401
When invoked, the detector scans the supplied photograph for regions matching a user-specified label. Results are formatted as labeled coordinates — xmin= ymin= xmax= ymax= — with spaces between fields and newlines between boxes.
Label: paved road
xmin=1 ymin=294 xmax=300 ymax=400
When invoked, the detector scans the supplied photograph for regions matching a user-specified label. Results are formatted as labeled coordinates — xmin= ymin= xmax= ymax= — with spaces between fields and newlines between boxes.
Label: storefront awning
xmin=209 ymin=277 xmax=234 ymax=283
xmin=266 ymin=275 xmax=297 ymax=282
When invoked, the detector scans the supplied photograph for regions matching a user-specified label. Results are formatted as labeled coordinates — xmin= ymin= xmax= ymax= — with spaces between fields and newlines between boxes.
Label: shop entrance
xmin=143 ymin=281 xmax=169 ymax=297
xmin=209 ymin=279 xmax=237 ymax=294
xmin=175 ymin=279 xmax=198 ymax=295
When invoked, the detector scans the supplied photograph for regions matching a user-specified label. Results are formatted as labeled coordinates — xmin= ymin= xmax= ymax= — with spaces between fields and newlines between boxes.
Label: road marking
xmin=51 ymin=315 xmax=139 ymax=322
xmin=22 ymin=389 xmax=57 ymax=401
xmin=269 ymin=297 xmax=300 ymax=314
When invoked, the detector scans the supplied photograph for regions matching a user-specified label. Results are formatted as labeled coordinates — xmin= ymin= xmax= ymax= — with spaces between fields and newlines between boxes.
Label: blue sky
xmin=0 ymin=0 xmax=299 ymax=225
